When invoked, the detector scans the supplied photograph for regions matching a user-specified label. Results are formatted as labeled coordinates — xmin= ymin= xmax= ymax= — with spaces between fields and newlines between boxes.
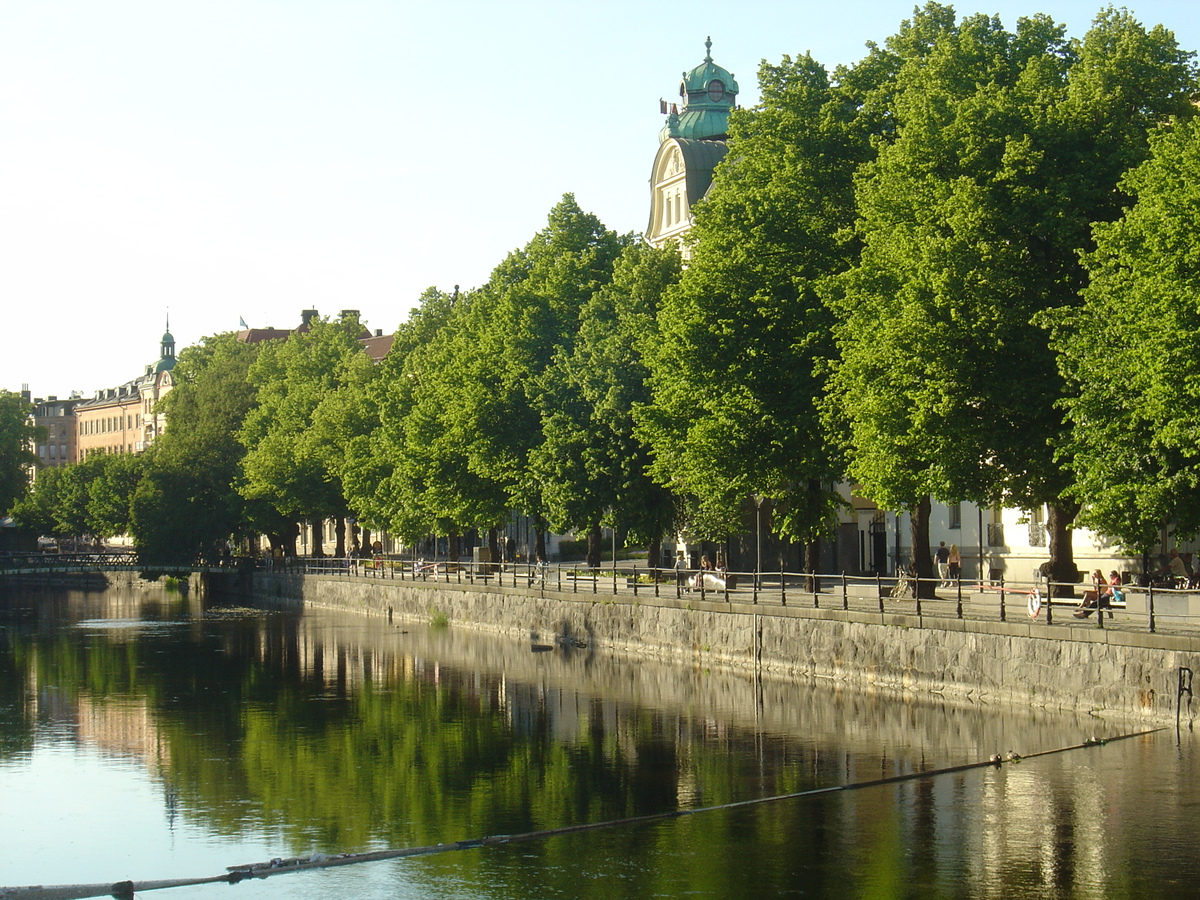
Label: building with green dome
xmin=646 ymin=38 xmax=738 ymax=252
xmin=74 ymin=318 xmax=176 ymax=458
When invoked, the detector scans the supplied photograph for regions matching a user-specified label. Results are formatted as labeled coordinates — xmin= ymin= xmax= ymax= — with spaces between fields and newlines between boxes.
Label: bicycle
xmin=890 ymin=567 xmax=915 ymax=599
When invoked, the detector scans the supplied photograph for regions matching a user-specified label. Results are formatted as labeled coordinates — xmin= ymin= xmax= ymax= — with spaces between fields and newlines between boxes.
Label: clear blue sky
xmin=2 ymin=0 xmax=1198 ymax=399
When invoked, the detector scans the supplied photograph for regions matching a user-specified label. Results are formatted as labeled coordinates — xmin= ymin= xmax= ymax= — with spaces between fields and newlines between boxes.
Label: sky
xmin=2 ymin=1 xmax=1198 ymax=400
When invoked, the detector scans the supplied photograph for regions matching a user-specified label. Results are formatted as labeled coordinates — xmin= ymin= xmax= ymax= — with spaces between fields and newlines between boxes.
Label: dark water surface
xmin=1 ymin=581 xmax=1198 ymax=899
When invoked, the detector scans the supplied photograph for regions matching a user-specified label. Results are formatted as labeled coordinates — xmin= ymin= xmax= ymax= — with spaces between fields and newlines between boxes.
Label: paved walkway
xmin=303 ymin=560 xmax=1200 ymax=639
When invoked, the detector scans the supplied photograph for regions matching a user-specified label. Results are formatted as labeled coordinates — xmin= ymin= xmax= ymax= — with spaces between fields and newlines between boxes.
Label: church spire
xmin=157 ymin=313 xmax=176 ymax=372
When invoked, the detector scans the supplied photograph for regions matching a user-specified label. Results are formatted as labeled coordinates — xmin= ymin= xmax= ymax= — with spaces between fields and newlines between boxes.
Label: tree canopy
xmin=639 ymin=52 xmax=866 ymax=556
xmin=534 ymin=240 xmax=682 ymax=565
xmin=238 ymin=317 xmax=374 ymax=553
xmin=131 ymin=332 xmax=276 ymax=565
xmin=824 ymin=6 xmax=1196 ymax=586
xmin=1054 ymin=115 xmax=1200 ymax=552
xmin=15 ymin=6 xmax=1200 ymax=576
xmin=0 ymin=391 xmax=40 ymax=516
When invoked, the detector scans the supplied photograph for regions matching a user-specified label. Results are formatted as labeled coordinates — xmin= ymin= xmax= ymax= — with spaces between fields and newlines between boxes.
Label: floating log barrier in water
xmin=0 ymin=728 xmax=1164 ymax=900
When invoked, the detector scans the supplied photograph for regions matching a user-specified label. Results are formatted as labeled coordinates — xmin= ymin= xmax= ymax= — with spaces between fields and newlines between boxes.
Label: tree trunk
xmin=910 ymin=495 xmax=935 ymax=598
xmin=534 ymin=524 xmax=547 ymax=563
xmin=449 ymin=529 xmax=461 ymax=564
xmin=804 ymin=538 xmax=821 ymax=593
xmin=487 ymin=526 xmax=500 ymax=574
xmin=647 ymin=532 xmax=662 ymax=571
xmin=1047 ymin=500 xmax=1081 ymax=598
xmin=586 ymin=523 xmax=602 ymax=569
xmin=335 ymin=516 xmax=346 ymax=558
xmin=311 ymin=520 xmax=324 ymax=558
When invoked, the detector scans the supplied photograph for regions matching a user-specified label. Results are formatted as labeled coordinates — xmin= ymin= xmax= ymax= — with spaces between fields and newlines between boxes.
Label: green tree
xmin=43 ymin=456 xmax=94 ymax=538
xmin=464 ymin=195 xmax=625 ymax=537
xmin=826 ymin=8 xmax=1195 ymax=592
xmin=639 ymin=51 xmax=868 ymax=570
xmin=379 ymin=196 xmax=625 ymax=559
xmin=85 ymin=451 xmax=145 ymax=539
xmin=1054 ymin=116 xmax=1200 ymax=554
xmin=239 ymin=317 xmax=373 ymax=556
xmin=827 ymin=11 xmax=1069 ymax=589
xmin=130 ymin=332 xmax=279 ymax=565
xmin=308 ymin=327 xmax=381 ymax=553
xmin=9 ymin=464 xmax=66 ymax=537
xmin=12 ymin=451 xmax=142 ymax=541
xmin=0 ymin=390 xmax=40 ymax=515
xmin=342 ymin=287 xmax=474 ymax=549
xmin=534 ymin=241 xmax=682 ymax=567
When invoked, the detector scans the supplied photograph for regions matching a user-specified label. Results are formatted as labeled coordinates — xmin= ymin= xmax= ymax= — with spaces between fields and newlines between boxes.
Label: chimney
xmin=300 ymin=309 xmax=319 ymax=326
xmin=375 ymin=329 xmax=383 ymax=337
xmin=339 ymin=309 xmax=360 ymax=323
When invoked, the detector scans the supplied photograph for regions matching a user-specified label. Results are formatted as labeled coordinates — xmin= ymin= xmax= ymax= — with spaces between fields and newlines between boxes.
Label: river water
xmin=1 ymin=580 xmax=1198 ymax=899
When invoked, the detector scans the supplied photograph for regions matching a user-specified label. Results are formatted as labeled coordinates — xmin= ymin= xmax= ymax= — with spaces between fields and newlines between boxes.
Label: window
xmin=948 ymin=502 xmax=961 ymax=529
xmin=1027 ymin=506 xmax=1047 ymax=547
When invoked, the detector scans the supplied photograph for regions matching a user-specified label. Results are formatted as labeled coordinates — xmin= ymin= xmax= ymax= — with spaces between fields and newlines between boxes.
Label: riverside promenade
xmin=209 ymin=562 xmax=1200 ymax=728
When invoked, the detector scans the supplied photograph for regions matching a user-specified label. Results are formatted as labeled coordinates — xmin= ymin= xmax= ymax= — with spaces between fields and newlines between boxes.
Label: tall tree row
xmin=8 ymin=6 xmax=1199 ymax=573
xmin=823 ymin=6 xmax=1195 ymax=591
xmin=346 ymin=195 xmax=651 ymax=563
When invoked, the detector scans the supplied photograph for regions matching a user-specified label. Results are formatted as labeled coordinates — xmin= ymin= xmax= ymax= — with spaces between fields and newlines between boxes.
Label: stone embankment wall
xmin=211 ymin=571 xmax=1200 ymax=726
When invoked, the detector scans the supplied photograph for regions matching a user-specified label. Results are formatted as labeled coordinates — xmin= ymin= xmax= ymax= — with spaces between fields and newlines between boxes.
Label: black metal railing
xmin=264 ymin=557 xmax=1200 ymax=636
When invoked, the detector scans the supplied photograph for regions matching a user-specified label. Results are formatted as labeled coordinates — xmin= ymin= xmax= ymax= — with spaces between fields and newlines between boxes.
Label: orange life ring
xmin=1027 ymin=589 xmax=1042 ymax=618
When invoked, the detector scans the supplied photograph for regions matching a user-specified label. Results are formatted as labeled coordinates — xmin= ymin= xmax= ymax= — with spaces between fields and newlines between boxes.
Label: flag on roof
xmin=239 ymin=316 xmax=248 ymax=329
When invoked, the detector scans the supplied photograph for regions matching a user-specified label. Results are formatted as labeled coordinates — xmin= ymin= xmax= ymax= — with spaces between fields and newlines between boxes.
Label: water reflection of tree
xmin=6 ymin=595 xmax=1183 ymax=897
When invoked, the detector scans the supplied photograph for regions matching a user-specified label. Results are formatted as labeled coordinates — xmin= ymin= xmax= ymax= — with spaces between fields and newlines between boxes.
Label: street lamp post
xmin=754 ymin=495 xmax=764 ymax=588
xmin=606 ymin=507 xmax=617 ymax=591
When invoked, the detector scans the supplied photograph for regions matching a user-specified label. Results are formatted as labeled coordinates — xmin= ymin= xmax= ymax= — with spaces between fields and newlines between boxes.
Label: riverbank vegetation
xmin=7 ymin=5 xmax=1200 ymax=577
